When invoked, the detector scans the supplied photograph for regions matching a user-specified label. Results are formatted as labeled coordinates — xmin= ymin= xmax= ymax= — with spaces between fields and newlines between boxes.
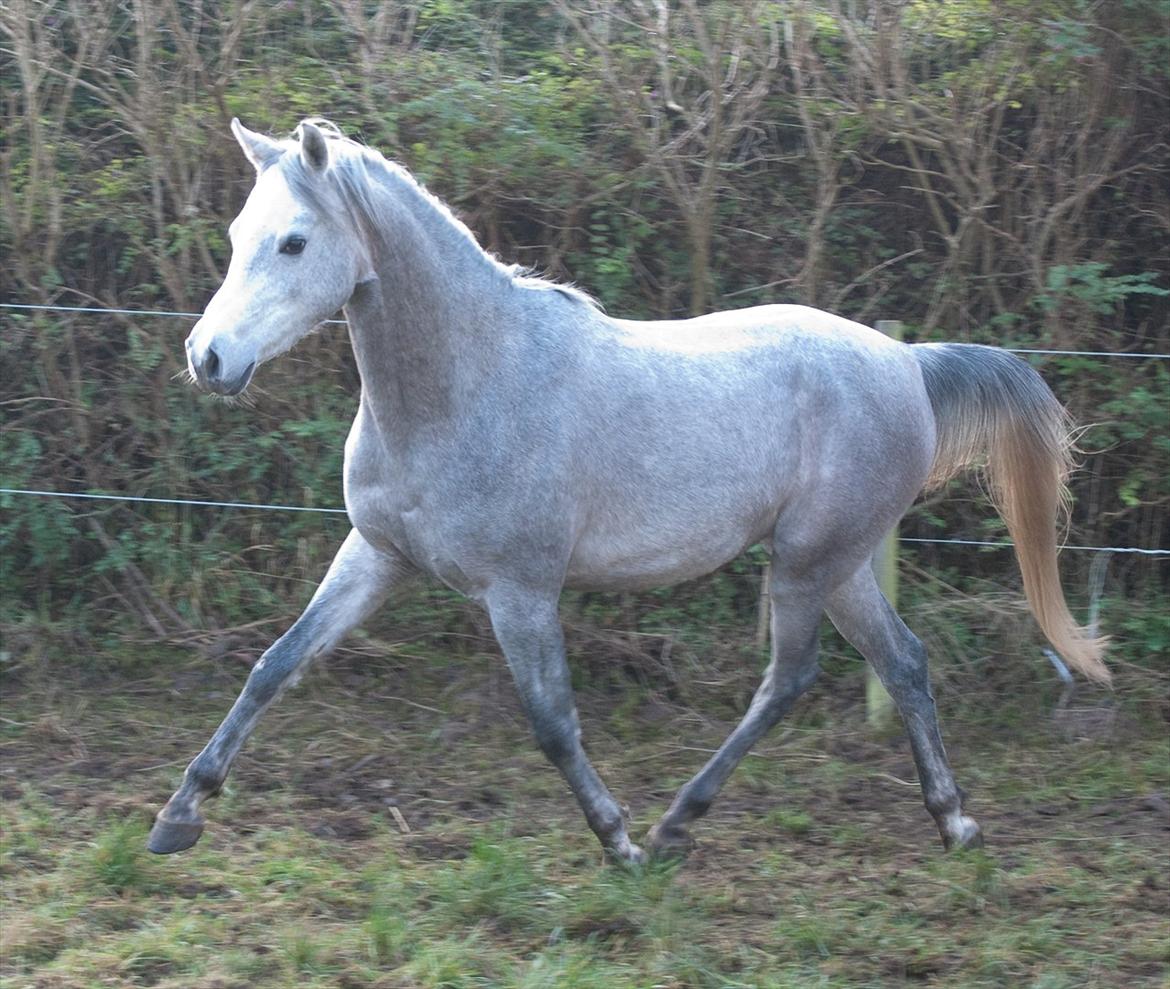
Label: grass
xmin=1 ymin=633 xmax=1167 ymax=988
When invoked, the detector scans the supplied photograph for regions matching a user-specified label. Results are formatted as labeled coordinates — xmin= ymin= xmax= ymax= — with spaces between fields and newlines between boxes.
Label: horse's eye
xmin=280 ymin=235 xmax=306 ymax=256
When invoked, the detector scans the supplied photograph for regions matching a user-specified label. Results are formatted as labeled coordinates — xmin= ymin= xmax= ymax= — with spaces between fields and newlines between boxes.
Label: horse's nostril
xmin=204 ymin=346 xmax=221 ymax=382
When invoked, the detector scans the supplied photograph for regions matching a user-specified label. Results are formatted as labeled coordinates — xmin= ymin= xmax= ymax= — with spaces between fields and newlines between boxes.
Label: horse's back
xmin=579 ymin=303 xmax=932 ymax=481
xmin=607 ymin=303 xmax=900 ymax=356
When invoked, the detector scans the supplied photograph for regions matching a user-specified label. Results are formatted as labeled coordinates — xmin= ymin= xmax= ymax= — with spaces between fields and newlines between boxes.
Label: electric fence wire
xmin=4 ymin=302 xmax=1169 ymax=359
xmin=1 ymin=488 xmax=1165 ymax=556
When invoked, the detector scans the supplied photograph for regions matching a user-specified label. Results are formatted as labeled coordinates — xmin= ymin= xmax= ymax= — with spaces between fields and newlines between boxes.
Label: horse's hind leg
xmin=826 ymin=565 xmax=982 ymax=850
xmin=148 ymin=529 xmax=411 ymax=854
xmin=646 ymin=569 xmax=824 ymax=858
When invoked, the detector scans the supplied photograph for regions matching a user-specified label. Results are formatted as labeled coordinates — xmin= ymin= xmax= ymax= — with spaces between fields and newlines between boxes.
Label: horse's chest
xmin=343 ymin=422 xmax=482 ymax=597
xmin=350 ymin=489 xmax=480 ymax=597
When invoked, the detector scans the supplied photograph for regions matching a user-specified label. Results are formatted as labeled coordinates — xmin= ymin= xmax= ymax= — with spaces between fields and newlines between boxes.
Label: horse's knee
xmin=248 ymin=628 xmax=314 ymax=698
xmin=762 ymin=660 xmax=819 ymax=716
xmin=529 ymin=709 xmax=580 ymax=766
xmin=786 ymin=660 xmax=820 ymax=697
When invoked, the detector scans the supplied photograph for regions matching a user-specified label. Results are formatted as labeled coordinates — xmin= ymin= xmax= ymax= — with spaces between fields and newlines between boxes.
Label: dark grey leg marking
xmin=485 ymin=583 xmax=644 ymax=864
xmin=646 ymin=575 xmax=823 ymax=857
xmin=148 ymin=529 xmax=410 ymax=854
xmin=826 ymin=566 xmax=982 ymax=850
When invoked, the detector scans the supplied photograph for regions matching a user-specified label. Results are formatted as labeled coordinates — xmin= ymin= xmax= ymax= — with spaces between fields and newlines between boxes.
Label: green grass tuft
xmin=88 ymin=818 xmax=155 ymax=894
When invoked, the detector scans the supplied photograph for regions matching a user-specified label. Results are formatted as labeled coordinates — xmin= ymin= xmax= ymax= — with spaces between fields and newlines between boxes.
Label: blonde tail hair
xmin=913 ymin=343 xmax=1110 ymax=684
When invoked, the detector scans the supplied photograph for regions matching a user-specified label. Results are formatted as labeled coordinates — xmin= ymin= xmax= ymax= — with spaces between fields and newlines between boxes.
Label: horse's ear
xmin=297 ymin=120 xmax=330 ymax=173
xmin=231 ymin=118 xmax=283 ymax=172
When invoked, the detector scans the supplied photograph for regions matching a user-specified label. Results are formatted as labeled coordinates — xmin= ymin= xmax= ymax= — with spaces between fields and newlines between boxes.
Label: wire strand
xmin=2 ymin=303 xmax=1167 ymax=358
xmin=898 ymin=536 xmax=1167 ymax=556
xmin=0 ymin=488 xmax=347 ymax=515
xmin=1 ymin=302 xmax=347 ymax=326
xmin=1 ymin=488 xmax=1165 ymax=555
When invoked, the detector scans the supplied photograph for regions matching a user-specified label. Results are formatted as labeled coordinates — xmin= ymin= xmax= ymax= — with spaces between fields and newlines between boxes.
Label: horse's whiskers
xmin=211 ymin=388 xmax=257 ymax=409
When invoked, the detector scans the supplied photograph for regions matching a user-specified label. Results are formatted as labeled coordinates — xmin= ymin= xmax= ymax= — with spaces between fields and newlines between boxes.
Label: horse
xmin=148 ymin=118 xmax=1108 ymax=865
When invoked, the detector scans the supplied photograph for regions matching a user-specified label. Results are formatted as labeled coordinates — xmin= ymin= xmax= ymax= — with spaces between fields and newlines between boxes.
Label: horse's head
xmin=186 ymin=119 xmax=372 ymax=395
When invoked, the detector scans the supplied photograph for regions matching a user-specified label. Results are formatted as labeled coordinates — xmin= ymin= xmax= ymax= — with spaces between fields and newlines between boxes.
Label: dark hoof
xmin=147 ymin=812 xmax=204 ymax=854
xmin=645 ymin=822 xmax=696 ymax=861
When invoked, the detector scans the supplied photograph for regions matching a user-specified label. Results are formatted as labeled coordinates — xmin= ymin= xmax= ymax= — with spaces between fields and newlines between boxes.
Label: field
xmin=1 ymin=620 xmax=1167 ymax=989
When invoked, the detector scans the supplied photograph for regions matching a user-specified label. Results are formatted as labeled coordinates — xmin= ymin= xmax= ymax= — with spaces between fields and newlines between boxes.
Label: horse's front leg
xmin=485 ymin=582 xmax=645 ymax=865
xmin=148 ymin=528 xmax=412 ymax=854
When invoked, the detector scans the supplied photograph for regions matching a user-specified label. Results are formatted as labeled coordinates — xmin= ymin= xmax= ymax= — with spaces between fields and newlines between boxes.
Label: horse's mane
xmin=280 ymin=119 xmax=600 ymax=310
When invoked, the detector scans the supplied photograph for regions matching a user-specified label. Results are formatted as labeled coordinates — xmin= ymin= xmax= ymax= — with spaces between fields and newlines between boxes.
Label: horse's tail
xmin=911 ymin=342 xmax=1109 ymax=684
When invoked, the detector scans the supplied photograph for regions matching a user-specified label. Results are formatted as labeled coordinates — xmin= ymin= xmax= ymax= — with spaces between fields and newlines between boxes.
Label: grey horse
xmin=149 ymin=119 xmax=1108 ymax=865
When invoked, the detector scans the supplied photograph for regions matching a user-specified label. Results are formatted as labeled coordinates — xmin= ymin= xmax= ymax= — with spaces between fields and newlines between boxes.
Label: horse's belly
xmin=565 ymin=549 xmax=749 ymax=592
xmin=564 ymin=501 xmax=774 ymax=592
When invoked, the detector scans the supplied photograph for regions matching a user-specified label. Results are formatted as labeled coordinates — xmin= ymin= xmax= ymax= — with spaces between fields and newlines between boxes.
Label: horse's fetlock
xmin=924 ymin=789 xmax=962 ymax=821
xmin=590 ymin=804 xmax=627 ymax=840
xmin=185 ymin=759 xmax=224 ymax=798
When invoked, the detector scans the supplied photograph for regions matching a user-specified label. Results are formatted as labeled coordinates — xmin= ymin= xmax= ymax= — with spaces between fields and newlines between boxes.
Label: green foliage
xmin=427 ymin=836 xmax=543 ymax=927
xmin=1036 ymin=262 xmax=1169 ymax=316
xmin=763 ymin=807 xmax=814 ymax=836
xmin=1101 ymin=595 xmax=1170 ymax=663
xmin=88 ymin=819 xmax=153 ymax=894
xmin=367 ymin=893 xmax=413 ymax=967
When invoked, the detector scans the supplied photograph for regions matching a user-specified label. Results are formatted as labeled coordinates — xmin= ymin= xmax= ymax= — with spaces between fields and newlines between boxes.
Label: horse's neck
xmin=342 ymin=192 xmax=511 ymax=439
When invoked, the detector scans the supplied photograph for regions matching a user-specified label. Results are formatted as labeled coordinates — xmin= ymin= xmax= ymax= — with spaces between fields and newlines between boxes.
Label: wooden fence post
xmin=867 ymin=320 xmax=903 ymax=727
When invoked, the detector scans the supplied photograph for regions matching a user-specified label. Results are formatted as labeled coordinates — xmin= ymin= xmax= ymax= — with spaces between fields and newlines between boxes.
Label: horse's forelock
xmin=279 ymin=136 xmax=380 ymax=235
xmin=290 ymin=117 xmax=347 ymax=145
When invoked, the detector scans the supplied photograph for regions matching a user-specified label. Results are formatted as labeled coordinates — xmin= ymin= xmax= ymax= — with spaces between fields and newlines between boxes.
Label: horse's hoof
xmin=606 ymin=840 xmax=648 ymax=869
xmin=942 ymin=816 xmax=984 ymax=851
xmin=645 ymin=822 xmax=696 ymax=861
xmin=147 ymin=812 xmax=204 ymax=854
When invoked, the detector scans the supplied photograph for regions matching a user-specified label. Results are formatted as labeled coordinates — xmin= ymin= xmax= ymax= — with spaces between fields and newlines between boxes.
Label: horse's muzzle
xmin=189 ymin=340 xmax=255 ymax=396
